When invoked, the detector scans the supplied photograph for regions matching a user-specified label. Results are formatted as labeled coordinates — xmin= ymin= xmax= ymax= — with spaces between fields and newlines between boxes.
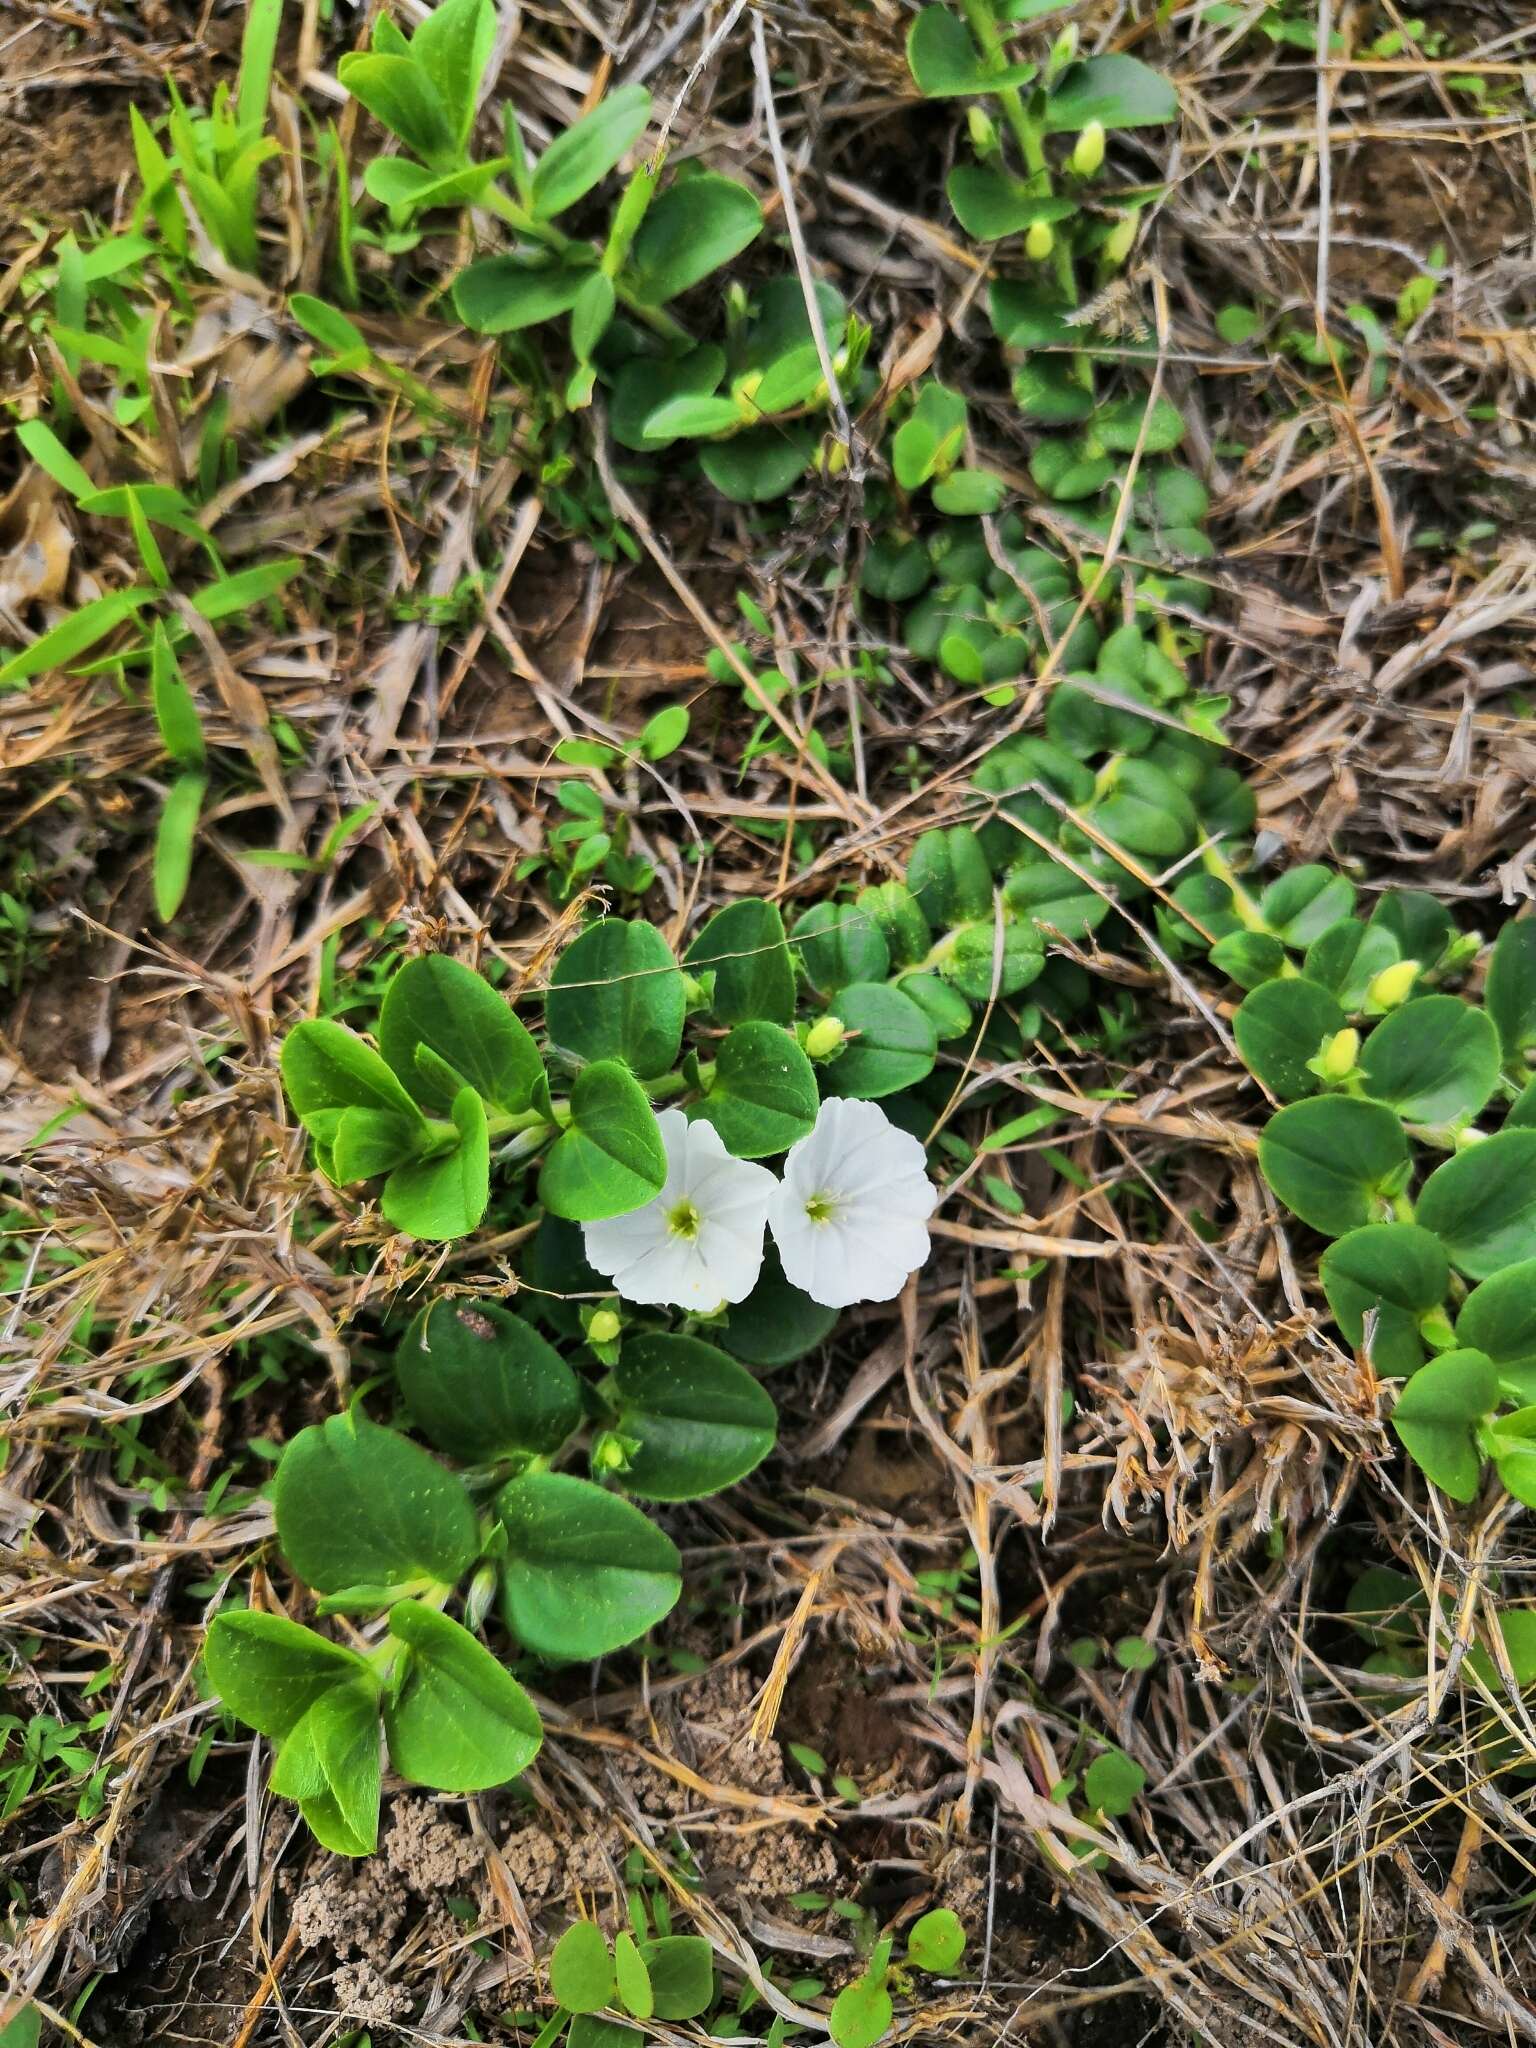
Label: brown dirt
xmin=1319 ymin=136 xmax=1526 ymax=296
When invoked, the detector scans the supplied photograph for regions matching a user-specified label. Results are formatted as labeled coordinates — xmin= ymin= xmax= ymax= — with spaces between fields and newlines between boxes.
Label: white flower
xmin=768 ymin=1098 xmax=938 ymax=1308
xmin=582 ymin=1109 xmax=776 ymax=1310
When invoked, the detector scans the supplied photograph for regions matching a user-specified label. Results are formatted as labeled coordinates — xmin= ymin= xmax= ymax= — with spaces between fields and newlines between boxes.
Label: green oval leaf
xmin=1486 ymin=916 xmax=1536 ymax=1065
xmin=830 ymin=1974 xmax=893 ymax=2048
xmin=546 ymin=920 xmax=686 ymax=1078
xmin=685 ymin=899 xmax=796 ymax=1026
xmin=383 ymin=1600 xmax=543 ymax=1791
xmin=496 ymin=1470 xmax=681 ymax=1659
xmin=1358 ymin=995 xmax=1500 ymax=1126
xmin=906 ymin=1907 xmax=965 ymax=1973
xmin=1257 ymin=1097 xmax=1410 ymax=1237
xmin=379 ymin=954 xmax=543 ymax=1113
xmin=1258 ymin=866 xmax=1357 ymax=947
xmin=641 ymin=1935 xmax=714 ymax=2021
xmin=609 ymin=1331 xmax=777 ymax=1500
xmin=1455 ymin=1258 xmax=1536 ymax=1403
xmin=453 ymin=256 xmax=597 ymax=334
xmin=690 ymin=1020 xmax=819 ymax=1158
xmin=793 ymin=902 xmax=890 ymax=995
xmin=337 ymin=52 xmax=458 ymax=165
xmin=826 ymin=983 xmax=938 ymax=1099
xmin=551 ymin=1921 xmax=616 ymax=2014
xmin=270 ymin=1675 xmax=382 ymax=1856
xmin=396 ymin=1298 xmax=582 ymax=1462
xmin=1234 ymin=978 xmax=1346 ymax=1101
xmin=271 ymin=1412 xmax=480 ymax=1594
xmin=629 ymin=173 xmax=764 ymax=304
xmin=1390 ymin=1347 xmax=1498 ymax=1502
xmin=1320 ymin=1223 xmax=1450 ymax=1379
xmin=537 ymin=1060 xmax=667 ymax=1222
xmin=204 ymin=1610 xmax=375 ymax=1740
xmin=1302 ymin=918 xmax=1399 ymax=1010
xmin=530 ymin=84 xmax=650 ymax=220
xmin=1416 ymin=1131 xmax=1536 ymax=1279
xmin=906 ymin=5 xmax=1036 ymax=96
xmin=1043 ymin=53 xmax=1178 ymax=131
xmin=281 ymin=1018 xmax=427 ymax=1146
xmin=381 ymin=1083 xmax=490 ymax=1241
xmin=698 ymin=425 xmax=817 ymax=504
xmin=614 ymin=1931 xmax=654 ymax=2020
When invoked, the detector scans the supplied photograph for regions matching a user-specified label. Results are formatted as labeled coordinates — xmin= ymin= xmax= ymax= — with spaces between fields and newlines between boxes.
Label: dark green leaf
xmin=1416 ymin=1131 xmax=1536 ymax=1279
xmin=1455 ymin=1259 xmax=1536 ymax=1404
xmin=1257 ymin=1097 xmax=1410 ymax=1237
xmin=396 ymin=1297 xmax=582 ymax=1461
xmin=546 ymin=920 xmax=685 ymax=1078
xmin=609 ymin=1331 xmax=777 ymax=1500
xmin=719 ymin=1245 xmax=839 ymax=1367
xmin=1320 ymin=1223 xmax=1450 ymax=1378
xmin=1358 ymin=995 xmax=1500 ymax=1126
xmin=1390 ymin=1347 xmax=1497 ymax=1501
xmin=1043 ymin=54 xmax=1178 ymax=131
xmin=269 ymin=1676 xmax=381 ymax=1856
xmin=281 ymin=1019 xmax=427 ymax=1147
xmin=1258 ymin=866 xmax=1356 ymax=947
xmin=691 ymin=1020 xmax=819 ymax=1158
xmin=685 ymin=899 xmax=796 ymax=1026
xmin=379 ymin=954 xmax=543 ymax=1114
xmin=453 ymin=257 xmax=597 ymax=333
xmin=825 ymin=983 xmax=938 ymax=1099
xmin=630 ymin=174 xmax=763 ymax=303
xmin=698 ymin=425 xmax=817 ymax=504
xmin=1302 ymin=918 xmax=1399 ymax=1010
xmin=1234 ymin=978 xmax=1346 ymax=1101
xmin=497 ymin=1470 xmax=681 ymax=1659
xmin=793 ymin=902 xmax=890 ymax=994
xmin=1486 ymin=917 xmax=1536 ymax=1065
xmin=906 ymin=6 xmax=1036 ymax=95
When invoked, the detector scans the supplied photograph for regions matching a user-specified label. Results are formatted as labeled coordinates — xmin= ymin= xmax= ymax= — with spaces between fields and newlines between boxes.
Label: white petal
xmin=608 ymin=1233 xmax=718 ymax=1308
xmin=770 ymin=1200 xmax=857 ymax=1308
xmin=694 ymin=1214 xmax=766 ymax=1303
xmin=583 ymin=1201 xmax=667 ymax=1277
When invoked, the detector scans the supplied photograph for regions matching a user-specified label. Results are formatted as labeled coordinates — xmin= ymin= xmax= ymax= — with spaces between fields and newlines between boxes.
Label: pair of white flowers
xmin=583 ymin=1098 xmax=938 ymax=1311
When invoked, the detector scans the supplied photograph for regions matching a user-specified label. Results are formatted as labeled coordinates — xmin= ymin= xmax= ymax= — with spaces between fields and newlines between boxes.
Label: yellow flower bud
xmin=588 ymin=1308 xmax=621 ymax=1346
xmin=805 ymin=1015 xmax=846 ymax=1060
xmin=1319 ymin=1027 xmax=1360 ymax=1082
xmin=1071 ymin=121 xmax=1106 ymax=178
xmin=1101 ymin=213 xmax=1138 ymax=268
xmin=1025 ymin=220 xmax=1055 ymax=262
xmin=967 ymin=105 xmax=998 ymax=157
xmin=592 ymin=1431 xmax=628 ymax=1474
xmin=1366 ymin=959 xmax=1420 ymax=1011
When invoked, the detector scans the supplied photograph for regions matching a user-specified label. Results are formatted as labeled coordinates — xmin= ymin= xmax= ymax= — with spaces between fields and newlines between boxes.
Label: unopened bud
xmin=465 ymin=1562 xmax=498 ymax=1632
xmin=1048 ymin=26 xmax=1079 ymax=76
xmin=1025 ymin=220 xmax=1055 ymax=262
xmin=1366 ymin=959 xmax=1419 ymax=1011
xmin=588 ymin=1308 xmax=621 ymax=1346
xmin=1071 ymin=121 xmax=1106 ymax=178
xmin=1101 ymin=212 xmax=1138 ymax=268
xmin=967 ymin=105 xmax=999 ymax=157
xmin=1319 ymin=1027 xmax=1360 ymax=1082
xmin=592 ymin=1431 xmax=629 ymax=1474
xmin=805 ymin=1015 xmax=846 ymax=1060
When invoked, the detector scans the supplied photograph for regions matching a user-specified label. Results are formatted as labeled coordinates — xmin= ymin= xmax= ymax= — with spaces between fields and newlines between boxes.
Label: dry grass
xmin=3 ymin=1 xmax=1536 ymax=2044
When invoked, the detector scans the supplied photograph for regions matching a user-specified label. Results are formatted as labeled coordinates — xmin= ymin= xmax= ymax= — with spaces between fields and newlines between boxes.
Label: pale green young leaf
xmin=529 ymin=84 xmax=651 ymax=221
xmin=0 ymin=588 xmax=152 ymax=691
xmin=203 ymin=1609 xmax=376 ymax=1740
xmin=154 ymin=770 xmax=207 ymax=922
xmin=383 ymin=1600 xmax=542 ymax=1790
xmin=381 ymin=1084 xmax=491 ymax=1240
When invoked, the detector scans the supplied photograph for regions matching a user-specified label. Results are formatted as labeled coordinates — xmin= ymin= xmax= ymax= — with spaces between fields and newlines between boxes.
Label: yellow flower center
xmin=804 ymin=1191 xmax=838 ymax=1226
xmin=666 ymin=1198 xmax=702 ymax=1240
